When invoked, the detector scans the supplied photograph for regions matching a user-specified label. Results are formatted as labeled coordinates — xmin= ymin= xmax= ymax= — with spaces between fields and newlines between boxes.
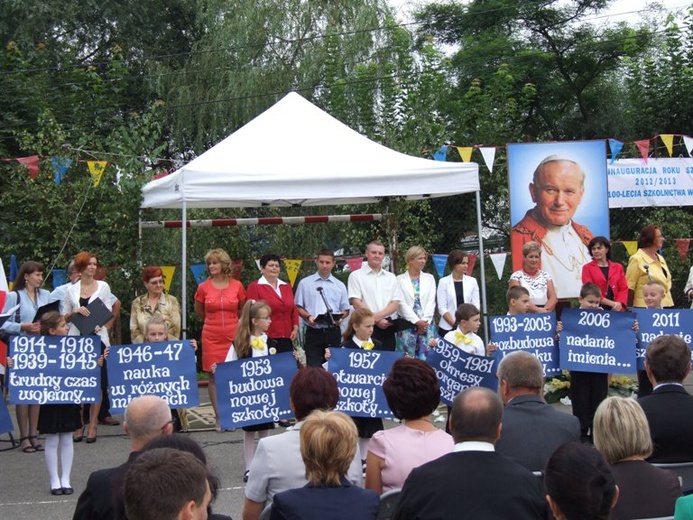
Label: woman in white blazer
xmin=64 ymin=251 xmax=115 ymax=443
xmin=396 ymin=246 xmax=437 ymax=359
xmin=436 ymin=249 xmax=480 ymax=335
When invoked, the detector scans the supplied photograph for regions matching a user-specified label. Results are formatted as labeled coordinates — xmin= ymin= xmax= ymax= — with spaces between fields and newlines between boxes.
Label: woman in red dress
xmin=246 ymin=253 xmax=298 ymax=354
xmin=581 ymin=236 xmax=628 ymax=311
xmin=194 ymin=248 xmax=246 ymax=431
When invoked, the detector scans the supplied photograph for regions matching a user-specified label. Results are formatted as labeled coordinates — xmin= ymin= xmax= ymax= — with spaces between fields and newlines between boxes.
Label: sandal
xmin=29 ymin=436 xmax=44 ymax=452
xmin=20 ymin=437 xmax=37 ymax=453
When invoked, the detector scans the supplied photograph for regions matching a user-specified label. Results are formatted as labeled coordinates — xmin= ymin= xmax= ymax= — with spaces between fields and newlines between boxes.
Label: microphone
xmin=316 ymin=287 xmax=324 ymax=293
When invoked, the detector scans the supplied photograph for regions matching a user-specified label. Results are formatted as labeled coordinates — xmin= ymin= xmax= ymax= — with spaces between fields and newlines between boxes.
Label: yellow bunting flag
xmin=623 ymin=241 xmax=638 ymax=257
xmin=87 ymin=161 xmax=107 ymax=187
xmin=284 ymin=259 xmax=302 ymax=287
xmin=660 ymin=134 xmax=674 ymax=157
xmin=456 ymin=147 xmax=473 ymax=163
xmin=160 ymin=266 xmax=176 ymax=293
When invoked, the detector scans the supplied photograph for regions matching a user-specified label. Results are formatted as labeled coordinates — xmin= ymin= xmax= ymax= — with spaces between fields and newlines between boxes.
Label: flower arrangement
xmin=609 ymin=375 xmax=638 ymax=398
xmin=544 ymin=371 xmax=571 ymax=404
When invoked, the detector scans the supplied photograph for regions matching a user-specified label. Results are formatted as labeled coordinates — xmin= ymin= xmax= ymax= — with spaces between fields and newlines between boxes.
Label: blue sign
xmin=215 ymin=352 xmax=296 ymax=429
xmin=489 ymin=313 xmax=559 ymax=376
xmin=559 ymin=308 xmax=636 ymax=373
xmin=329 ymin=348 xmax=403 ymax=419
xmin=632 ymin=308 xmax=693 ymax=370
xmin=107 ymin=340 xmax=199 ymax=413
xmin=0 ymin=391 xmax=13 ymax=434
xmin=8 ymin=335 xmax=101 ymax=404
xmin=426 ymin=337 xmax=498 ymax=406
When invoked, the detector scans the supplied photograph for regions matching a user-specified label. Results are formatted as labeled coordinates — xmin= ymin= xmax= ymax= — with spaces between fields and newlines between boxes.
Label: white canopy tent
xmin=140 ymin=92 xmax=485 ymax=335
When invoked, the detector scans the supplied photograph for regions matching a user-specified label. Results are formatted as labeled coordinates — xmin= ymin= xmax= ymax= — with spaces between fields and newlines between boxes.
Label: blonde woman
xmin=270 ymin=411 xmax=379 ymax=520
xmin=594 ymin=397 xmax=681 ymax=519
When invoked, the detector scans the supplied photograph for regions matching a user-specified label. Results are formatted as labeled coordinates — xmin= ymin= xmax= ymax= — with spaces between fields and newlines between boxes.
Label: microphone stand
xmin=316 ymin=287 xmax=337 ymax=328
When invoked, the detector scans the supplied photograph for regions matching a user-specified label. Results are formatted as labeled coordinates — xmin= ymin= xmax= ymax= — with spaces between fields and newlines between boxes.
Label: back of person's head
xmin=383 ymin=357 xmax=440 ymax=421
xmin=593 ymin=397 xmax=652 ymax=464
xmin=290 ymin=367 xmax=339 ymax=421
xmin=124 ymin=448 xmax=210 ymax=520
xmin=545 ymin=442 xmax=617 ymax=520
xmin=449 ymin=387 xmax=503 ymax=444
xmin=580 ymin=282 xmax=602 ymax=300
xmin=123 ymin=395 xmax=173 ymax=449
xmin=300 ymin=410 xmax=357 ymax=486
xmin=496 ymin=351 xmax=544 ymax=396
xmin=506 ymin=285 xmax=529 ymax=304
xmin=646 ymin=334 xmax=692 ymax=383
xmin=455 ymin=303 xmax=480 ymax=323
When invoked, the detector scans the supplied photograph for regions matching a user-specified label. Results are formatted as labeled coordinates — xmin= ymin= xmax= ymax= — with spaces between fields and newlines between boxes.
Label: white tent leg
xmin=181 ymin=199 xmax=187 ymax=339
xmin=475 ymin=190 xmax=488 ymax=344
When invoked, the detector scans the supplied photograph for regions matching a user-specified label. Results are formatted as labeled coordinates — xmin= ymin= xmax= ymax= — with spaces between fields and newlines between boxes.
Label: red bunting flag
xmin=346 ymin=257 xmax=363 ymax=272
xmin=675 ymin=239 xmax=690 ymax=261
xmin=635 ymin=140 xmax=650 ymax=164
xmin=16 ymin=155 xmax=40 ymax=179
xmin=467 ymin=254 xmax=477 ymax=275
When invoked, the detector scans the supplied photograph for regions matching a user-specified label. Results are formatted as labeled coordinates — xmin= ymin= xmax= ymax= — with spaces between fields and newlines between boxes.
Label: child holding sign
xmin=637 ymin=281 xmax=666 ymax=398
xmin=443 ymin=304 xmax=495 ymax=356
xmin=507 ymin=286 xmax=531 ymax=316
xmin=341 ymin=308 xmax=383 ymax=462
xmin=226 ymin=300 xmax=276 ymax=482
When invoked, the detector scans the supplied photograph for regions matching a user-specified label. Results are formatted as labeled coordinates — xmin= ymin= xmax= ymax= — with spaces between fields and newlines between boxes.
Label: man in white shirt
xmin=347 ymin=241 xmax=402 ymax=351
xmin=511 ymin=155 xmax=594 ymax=299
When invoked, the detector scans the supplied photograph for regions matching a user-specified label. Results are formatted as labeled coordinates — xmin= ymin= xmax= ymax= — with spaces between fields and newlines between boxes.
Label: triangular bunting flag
xmin=635 ymin=140 xmax=650 ymax=163
xmin=467 ymin=254 xmax=477 ymax=275
xmin=255 ymin=259 xmax=261 ymax=271
xmin=87 ymin=160 xmax=107 ymax=187
xmin=16 ymin=155 xmax=40 ymax=179
xmin=161 ymin=266 xmax=176 ymax=293
xmin=660 ymin=134 xmax=674 ymax=157
xmin=683 ymin=135 xmax=693 ymax=157
xmin=0 ymin=257 xmax=8 ymax=312
xmin=50 ymin=157 xmax=72 ymax=185
xmin=433 ymin=146 xmax=448 ymax=161
xmin=675 ymin=239 xmax=690 ymax=261
xmin=490 ymin=253 xmax=507 ymax=281
xmin=190 ymin=263 xmax=208 ymax=285
xmin=608 ymin=139 xmax=623 ymax=164
xmin=9 ymin=254 xmax=18 ymax=291
xmin=346 ymin=257 xmax=363 ymax=272
xmin=432 ymin=254 xmax=448 ymax=278
xmin=622 ymin=241 xmax=638 ymax=257
xmin=284 ymin=259 xmax=301 ymax=287
xmin=479 ymin=147 xmax=496 ymax=172
xmin=52 ymin=269 xmax=67 ymax=289
xmin=456 ymin=147 xmax=473 ymax=163
xmin=231 ymin=260 xmax=243 ymax=280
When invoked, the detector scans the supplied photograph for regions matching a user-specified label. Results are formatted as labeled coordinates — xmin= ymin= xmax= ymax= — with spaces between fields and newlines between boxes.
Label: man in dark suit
xmin=495 ymin=351 xmax=580 ymax=471
xmin=638 ymin=334 xmax=693 ymax=463
xmin=72 ymin=396 xmax=174 ymax=520
xmin=392 ymin=387 xmax=549 ymax=520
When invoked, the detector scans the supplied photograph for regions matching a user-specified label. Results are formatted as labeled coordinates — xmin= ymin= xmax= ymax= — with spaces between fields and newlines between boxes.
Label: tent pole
xmin=475 ymin=190 xmax=489 ymax=344
xmin=181 ymin=198 xmax=187 ymax=339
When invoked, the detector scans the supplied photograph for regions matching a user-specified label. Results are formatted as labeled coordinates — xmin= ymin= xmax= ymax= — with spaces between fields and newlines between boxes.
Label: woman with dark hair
xmin=64 ymin=251 xmax=115 ymax=443
xmin=246 ymin=253 xmax=299 ymax=354
xmin=130 ymin=266 xmax=181 ymax=343
xmin=194 ymin=248 xmax=246 ymax=431
xmin=545 ymin=442 xmax=619 ymax=520
xmin=436 ymin=249 xmax=480 ymax=335
xmin=365 ymin=357 xmax=453 ymax=494
xmin=626 ymin=225 xmax=673 ymax=308
xmin=582 ymin=236 xmax=628 ymax=311
xmin=593 ymin=397 xmax=680 ymax=519
xmin=1 ymin=260 xmax=51 ymax=453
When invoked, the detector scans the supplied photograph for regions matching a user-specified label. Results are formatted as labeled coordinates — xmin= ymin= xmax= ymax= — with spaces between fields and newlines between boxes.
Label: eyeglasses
xmin=160 ymin=419 xmax=174 ymax=432
xmin=148 ymin=280 xmax=164 ymax=285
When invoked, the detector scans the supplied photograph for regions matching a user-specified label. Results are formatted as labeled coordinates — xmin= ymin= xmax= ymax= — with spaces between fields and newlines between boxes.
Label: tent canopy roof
xmin=141 ymin=92 xmax=479 ymax=209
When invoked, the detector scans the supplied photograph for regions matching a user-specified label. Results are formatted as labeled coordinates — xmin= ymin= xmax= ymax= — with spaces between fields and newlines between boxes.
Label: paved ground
xmin=1 ymin=373 xmax=690 ymax=519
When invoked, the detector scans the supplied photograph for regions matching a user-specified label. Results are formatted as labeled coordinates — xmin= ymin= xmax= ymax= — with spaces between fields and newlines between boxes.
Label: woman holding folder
xmin=1 ymin=260 xmax=51 ymax=453
xmin=64 ymin=251 xmax=115 ymax=443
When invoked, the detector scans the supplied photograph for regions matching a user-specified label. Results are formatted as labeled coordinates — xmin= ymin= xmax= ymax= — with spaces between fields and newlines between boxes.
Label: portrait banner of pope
xmin=509 ymin=141 xmax=609 ymax=299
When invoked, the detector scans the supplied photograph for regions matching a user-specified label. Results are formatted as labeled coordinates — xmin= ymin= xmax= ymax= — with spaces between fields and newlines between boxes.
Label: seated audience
xmin=270 ymin=410 xmax=379 ymax=520
xmin=393 ymin=387 xmax=548 ymax=520
xmin=365 ymin=357 xmax=453 ymax=493
xmin=544 ymin=442 xmax=619 ymax=520
xmin=495 ymin=351 xmax=580 ymax=471
xmin=638 ymin=335 xmax=693 ymax=462
xmin=593 ymin=396 xmax=681 ymax=519
xmin=123 ymin=448 xmax=212 ymax=520
xmin=243 ymin=367 xmax=362 ymax=520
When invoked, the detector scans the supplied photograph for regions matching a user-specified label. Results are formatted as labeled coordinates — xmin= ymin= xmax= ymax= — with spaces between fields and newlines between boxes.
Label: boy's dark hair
xmin=506 ymin=285 xmax=529 ymax=304
xmin=580 ymin=282 xmax=602 ymax=300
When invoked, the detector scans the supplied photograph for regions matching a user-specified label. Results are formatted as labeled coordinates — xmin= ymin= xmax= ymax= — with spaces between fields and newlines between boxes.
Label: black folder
xmin=71 ymin=298 xmax=113 ymax=335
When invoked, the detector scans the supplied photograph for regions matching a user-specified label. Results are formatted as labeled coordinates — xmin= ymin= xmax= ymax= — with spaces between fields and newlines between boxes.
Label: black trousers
xmin=570 ymin=371 xmax=608 ymax=437
xmin=304 ymin=326 xmax=341 ymax=367
xmin=372 ymin=326 xmax=396 ymax=352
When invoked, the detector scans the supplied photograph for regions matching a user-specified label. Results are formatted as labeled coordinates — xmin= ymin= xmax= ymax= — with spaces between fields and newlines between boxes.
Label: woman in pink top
xmin=365 ymin=357 xmax=454 ymax=493
xmin=194 ymin=248 xmax=246 ymax=431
